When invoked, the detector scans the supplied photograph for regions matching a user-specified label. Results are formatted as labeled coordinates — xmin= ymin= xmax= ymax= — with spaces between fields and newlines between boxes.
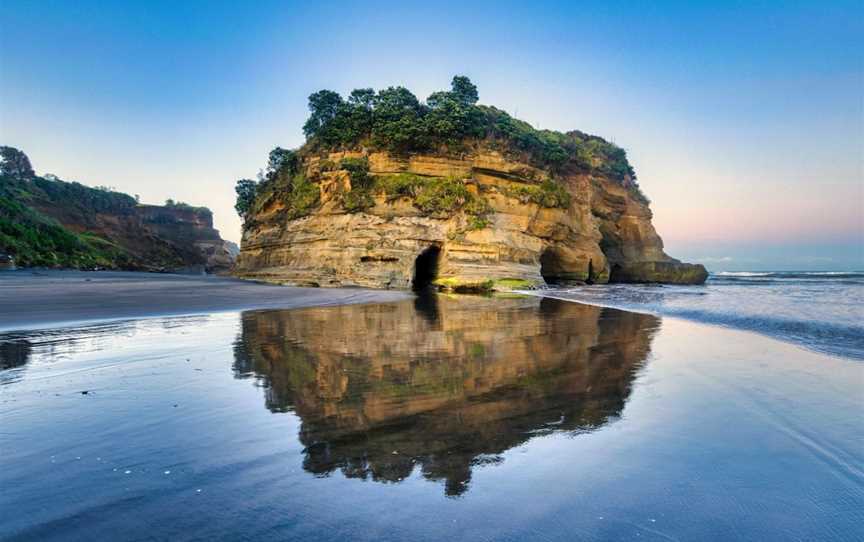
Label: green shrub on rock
xmin=339 ymin=157 xmax=372 ymax=189
xmin=284 ymin=175 xmax=320 ymax=220
xmin=413 ymin=177 xmax=468 ymax=216
xmin=503 ymin=178 xmax=571 ymax=209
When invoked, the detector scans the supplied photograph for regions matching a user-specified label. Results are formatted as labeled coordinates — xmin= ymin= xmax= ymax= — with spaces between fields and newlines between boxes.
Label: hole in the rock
xmin=609 ymin=263 xmax=623 ymax=282
xmin=412 ymin=246 xmax=441 ymax=291
xmin=540 ymin=249 xmax=561 ymax=285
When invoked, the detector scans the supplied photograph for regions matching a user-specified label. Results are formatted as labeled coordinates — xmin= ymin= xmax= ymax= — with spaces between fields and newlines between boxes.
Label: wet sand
xmin=0 ymin=270 xmax=410 ymax=331
xmin=1 ymin=295 xmax=862 ymax=541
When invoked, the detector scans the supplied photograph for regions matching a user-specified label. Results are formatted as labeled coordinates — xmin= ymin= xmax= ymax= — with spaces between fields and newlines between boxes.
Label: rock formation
xmin=234 ymin=77 xmax=706 ymax=290
xmin=135 ymin=205 xmax=236 ymax=272
xmin=236 ymin=148 xmax=706 ymax=289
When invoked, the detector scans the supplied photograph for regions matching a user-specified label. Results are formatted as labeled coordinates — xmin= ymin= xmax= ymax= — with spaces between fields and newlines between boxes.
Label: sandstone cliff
xmin=234 ymin=76 xmax=706 ymax=289
xmin=236 ymin=147 xmax=706 ymax=289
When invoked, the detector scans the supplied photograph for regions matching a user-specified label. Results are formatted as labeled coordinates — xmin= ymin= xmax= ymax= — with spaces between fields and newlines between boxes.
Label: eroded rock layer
xmin=236 ymin=149 xmax=706 ymax=289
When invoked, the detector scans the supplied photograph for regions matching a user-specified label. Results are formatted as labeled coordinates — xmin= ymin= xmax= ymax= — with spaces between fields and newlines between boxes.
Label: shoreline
xmin=0 ymin=269 xmax=410 ymax=332
xmin=2 ymin=270 xmax=860 ymax=364
xmin=521 ymin=287 xmax=864 ymax=362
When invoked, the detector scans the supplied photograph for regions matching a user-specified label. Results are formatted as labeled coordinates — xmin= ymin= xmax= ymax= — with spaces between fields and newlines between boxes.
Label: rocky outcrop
xmin=236 ymin=147 xmax=706 ymax=289
xmin=136 ymin=205 xmax=236 ymax=273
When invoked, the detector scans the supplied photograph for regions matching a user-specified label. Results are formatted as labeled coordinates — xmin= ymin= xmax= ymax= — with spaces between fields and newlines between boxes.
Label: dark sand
xmin=0 ymin=269 xmax=409 ymax=331
xmin=2 ymin=294 xmax=862 ymax=541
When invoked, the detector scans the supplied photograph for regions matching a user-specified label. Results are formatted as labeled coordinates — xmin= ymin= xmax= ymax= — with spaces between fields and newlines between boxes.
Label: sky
xmin=1 ymin=0 xmax=862 ymax=271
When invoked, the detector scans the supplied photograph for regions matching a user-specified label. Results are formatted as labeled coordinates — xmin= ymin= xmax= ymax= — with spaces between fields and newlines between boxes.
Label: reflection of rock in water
xmin=0 ymin=340 xmax=32 ymax=370
xmin=233 ymin=296 xmax=660 ymax=496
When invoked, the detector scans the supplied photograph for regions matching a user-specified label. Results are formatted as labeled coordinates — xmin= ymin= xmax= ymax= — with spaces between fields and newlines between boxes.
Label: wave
xmin=528 ymin=279 xmax=864 ymax=361
xmin=715 ymin=271 xmax=772 ymax=277
xmin=713 ymin=271 xmax=864 ymax=280
xmin=710 ymin=272 xmax=864 ymax=286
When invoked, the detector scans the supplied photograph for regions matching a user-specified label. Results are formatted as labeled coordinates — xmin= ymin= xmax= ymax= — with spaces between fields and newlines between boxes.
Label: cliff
xmin=234 ymin=77 xmax=706 ymax=290
xmin=135 ymin=204 xmax=235 ymax=272
xmin=236 ymin=147 xmax=706 ymax=289
xmin=0 ymin=173 xmax=235 ymax=272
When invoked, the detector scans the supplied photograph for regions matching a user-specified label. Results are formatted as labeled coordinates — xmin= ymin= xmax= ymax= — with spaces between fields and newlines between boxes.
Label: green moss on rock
xmin=501 ymin=178 xmax=571 ymax=208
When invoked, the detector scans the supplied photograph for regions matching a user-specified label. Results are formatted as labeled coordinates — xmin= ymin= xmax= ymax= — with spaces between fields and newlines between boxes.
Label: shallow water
xmin=1 ymin=296 xmax=862 ymax=541
xmin=535 ymin=271 xmax=864 ymax=360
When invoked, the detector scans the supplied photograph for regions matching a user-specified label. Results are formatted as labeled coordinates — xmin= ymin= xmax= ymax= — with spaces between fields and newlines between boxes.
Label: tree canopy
xmin=234 ymin=179 xmax=257 ymax=217
xmin=299 ymin=76 xmax=636 ymax=181
xmin=237 ymin=76 xmax=646 ymax=221
xmin=0 ymin=146 xmax=35 ymax=180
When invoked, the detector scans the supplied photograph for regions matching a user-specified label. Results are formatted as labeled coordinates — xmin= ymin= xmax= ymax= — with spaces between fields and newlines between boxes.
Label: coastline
xmin=524 ymin=275 xmax=864 ymax=362
xmin=3 ymin=269 xmax=861 ymax=365
xmin=0 ymin=269 xmax=410 ymax=332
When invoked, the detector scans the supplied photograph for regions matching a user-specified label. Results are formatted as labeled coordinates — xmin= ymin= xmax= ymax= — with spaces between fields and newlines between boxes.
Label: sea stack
xmin=234 ymin=78 xmax=707 ymax=290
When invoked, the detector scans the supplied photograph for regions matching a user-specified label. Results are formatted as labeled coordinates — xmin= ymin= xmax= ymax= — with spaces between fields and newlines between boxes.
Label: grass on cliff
xmin=500 ymin=178 xmax=571 ymax=209
xmin=285 ymin=175 xmax=320 ymax=219
xmin=0 ymin=189 xmax=133 ymax=268
xmin=337 ymin=157 xmax=570 ymax=226
xmin=248 ymin=170 xmax=321 ymax=221
xmin=338 ymin=158 xmax=491 ymax=227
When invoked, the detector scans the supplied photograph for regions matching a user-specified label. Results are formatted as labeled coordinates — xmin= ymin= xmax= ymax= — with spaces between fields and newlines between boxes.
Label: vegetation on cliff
xmin=236 ymin=147 xmax=320 ymax=222
xmin=336 ymin=157 xmax=491 ymax=227
xmin=1 ymin=175 xmax=135 ymax=268
xmin=0 ymin=146 xmax=35 ymax=180
xmin=300 ymin=76 xmax=638 ymax=185
xmin=234 ymin=76 xmax=646 ymax=225
xmin=163 ymin=199 xmax=212 ymax=215
xmin=1 ymin=146 xmax=226 ymax=270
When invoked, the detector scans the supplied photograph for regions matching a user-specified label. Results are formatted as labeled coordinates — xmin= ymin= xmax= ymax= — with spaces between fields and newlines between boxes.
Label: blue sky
xmin=1 ymin=0 xmax=861 ymax=270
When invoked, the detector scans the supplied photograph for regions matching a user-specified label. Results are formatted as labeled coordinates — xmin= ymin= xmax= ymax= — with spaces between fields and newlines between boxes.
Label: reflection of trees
xmin=233 ymin=296 xmax=660 ymax=496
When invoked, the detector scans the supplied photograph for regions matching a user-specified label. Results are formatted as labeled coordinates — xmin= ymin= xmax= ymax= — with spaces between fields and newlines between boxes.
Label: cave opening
xmin=609 ymin=263 xmax=623 ymax=283
xmin=412 ymin=245 xmax=441 ymax=292
xmin=539 ymin=249 xmax=561 ymax=285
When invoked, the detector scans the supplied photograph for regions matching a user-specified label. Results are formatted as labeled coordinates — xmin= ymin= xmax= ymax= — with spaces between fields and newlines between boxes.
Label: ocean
xmin=533 ymin=271 xmax=864 ymax=361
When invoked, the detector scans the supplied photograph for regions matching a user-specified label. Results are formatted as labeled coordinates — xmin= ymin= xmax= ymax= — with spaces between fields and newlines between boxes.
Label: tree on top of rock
xmin=450 ymin=75 xmax=479 ymax=106
xmin=371 ymin=86 xmax=427 ymax=152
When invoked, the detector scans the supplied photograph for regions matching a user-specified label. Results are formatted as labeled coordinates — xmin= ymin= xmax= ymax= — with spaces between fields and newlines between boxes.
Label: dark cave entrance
xmin=540 ymin=249 xmax=562 ymax=285
xmin=541 ymin=249 xmax=597 ymax=285
xmin=609 ymin=263 xmax=624 ymax=283
xmin=412 ymin=245 xmax=441 ymax=291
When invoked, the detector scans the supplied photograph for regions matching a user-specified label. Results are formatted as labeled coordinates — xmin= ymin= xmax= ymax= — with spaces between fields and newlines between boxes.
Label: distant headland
xmin=0 ymin=146 xmax=236 ymax=273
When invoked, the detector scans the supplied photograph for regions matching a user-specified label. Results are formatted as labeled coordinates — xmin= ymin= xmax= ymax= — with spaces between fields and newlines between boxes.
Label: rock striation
xmin=136 ymin=205 xmax=236 ymax=272
xmin=236 ymin=147 xmax=707 ymax=289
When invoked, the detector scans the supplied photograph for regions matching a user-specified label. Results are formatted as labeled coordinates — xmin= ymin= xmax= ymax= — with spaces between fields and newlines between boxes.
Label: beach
xmin=1 ymin=273 xmax=862 ymax=541
xmin=0 ymin=270 xmax=409 ymax=331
